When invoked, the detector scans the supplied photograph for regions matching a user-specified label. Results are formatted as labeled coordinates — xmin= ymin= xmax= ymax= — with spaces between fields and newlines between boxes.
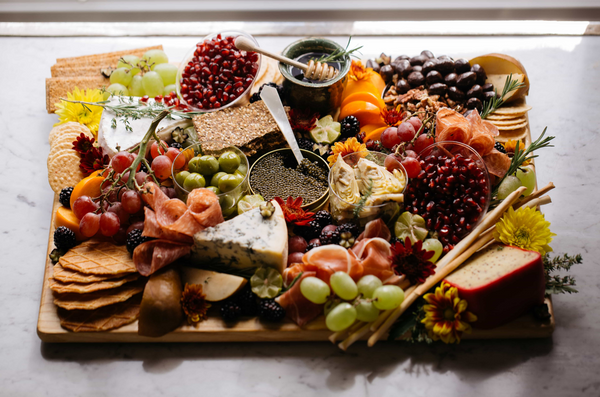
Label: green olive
xmin=183 ymin=173 xmax=206 ymax=191
xmin=234 ymin=169 xmax=246 ymax=179
xmin=219 ymin=195 xmax=237 ymax=217
xmin=210 ymin=171 xmax=228 ymax=187
xmin=187 ymin=157 xmax=202 ymax=174
xmin=218 ymin=174 xmax=241 ymax=193
xmin=205 ymin=186 xmax=221 ymax=195
xmin=198 ymin=155 xmax=220 ymax=175
xmin=175 ymin=171 xmax=190 ymax=187
xmin=218 ymin=151 xmax=241 ymax=173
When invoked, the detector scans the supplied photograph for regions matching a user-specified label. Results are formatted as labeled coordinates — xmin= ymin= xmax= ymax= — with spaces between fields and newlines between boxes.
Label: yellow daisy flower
xmin=421 ymin=282 xmax=477 ymax=344
xmin=494 ymin=206 xmax=555 ymax=255
xmin=54 ymin=87 xmax=105 ymax=136
xmin=327 ymin=137 xmax=367 ymax=166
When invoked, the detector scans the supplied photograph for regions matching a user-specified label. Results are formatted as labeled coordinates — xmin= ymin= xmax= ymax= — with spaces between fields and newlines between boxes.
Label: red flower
xmin=274 ymin=196 xmax=315 ymax=226
xmin=288 ymin=108 xmax=319 ymax=134
xmin=72 ymin=133 xmax=96 ymax=154
xmin=79 ymin=147 xmax=109 ymax=174
xmin=381 ymin=106 xmax=405 ymax=127
xmin=390 ymin=237 xmax=436 ymax=284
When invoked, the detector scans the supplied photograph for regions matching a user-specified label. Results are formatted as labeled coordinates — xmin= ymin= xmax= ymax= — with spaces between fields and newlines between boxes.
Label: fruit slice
xmin=339 ymin=101 xmax=383 ymax=127
xmin=364 ymin=126 xmax=388 ymax=142
xmin=250 ymin=267 xmax=283 ymax=299
xmin=394 ymin=211 xmax=428 ymax=243
xmin=468 ymin=53 xmax=529 ymax=102
xmin=341 ymin=91 xmax=385 ymax=110
xmin=310 ymin=115 xmax=341 ymax=144
xmin=54 ymin=206 xmax=85 ymax=241
xmin=341 ymin=80 xmax=380 ymax=103
xmin=70 ymin=170 xmax=105 ymax=210
xmin=237 ymin=194 xmax=265 ymax=215
xmin=180 ymin=267 xmax=247 ymax=302
xmin=366 ymin=71 xmax=386 ymax=94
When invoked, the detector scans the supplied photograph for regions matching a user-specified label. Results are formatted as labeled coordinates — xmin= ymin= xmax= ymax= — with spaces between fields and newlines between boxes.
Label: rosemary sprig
xmin=353 ymin=178 xmax=374 ymax=218
xmin=544 ymin=253 xmax=582 ymax=295
xmin=313 ymin=37 xmax=362 ymax=63
xmin=480 ymin=74 xmax=525 ymax=119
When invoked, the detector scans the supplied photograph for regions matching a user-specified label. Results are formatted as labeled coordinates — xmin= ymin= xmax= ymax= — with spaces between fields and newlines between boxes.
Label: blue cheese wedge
xmin=191 ymin=200 xmax=288 ymax=274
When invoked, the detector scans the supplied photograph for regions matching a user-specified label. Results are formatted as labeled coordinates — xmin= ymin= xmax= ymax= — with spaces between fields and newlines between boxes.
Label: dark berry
xmin=139 ymin=162 xmax=149 ymax=173
xmin=169 ymin=142 xmax=183 ymax=150
xmin=59 ymin=187 xmax=73 ymax=208
xmin=294 ymin=219 xmax=322 ymax=241
xmin=313 ymin=210 xmax=333 ymax=229
xmin=357 ymin=131 xmax=366 ymax=143
xmin=305 ymin=240 xmax=321 ymax=252
xmin=53 ymin=226 xmax=76 ymax=250
xmin=296 ymin=137 xmax=315 ymax=152
xmin=236 ymin=286 xmax=259 ymax=316
xmin=336 ymin=222 xmax=359 ymax=237
xmin=259 ymin=299 xmax=286 ymax=322
xmin=320 ymin=228 xmax=341 ymax=245
xmin=340 ymin=115 xmax=360 ymax=138
xmin=365 ymin=139 xmax=382 ymax=152
xmin=220 ymin=301 xmax=242 ymax=322
xmin=494 ymin=141 xmax=506 ymax=154
xmin=249 ymin=92 xmax=262 ymax=103
xmin=126 ymin=229 xmax=150 ymax=254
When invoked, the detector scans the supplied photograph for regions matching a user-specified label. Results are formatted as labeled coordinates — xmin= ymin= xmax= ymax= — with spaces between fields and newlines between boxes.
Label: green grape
xmin=154 ymin=63 xmax=178 ymax=86
xmin=106 ymin=83 xmax=129 ymax=96
xmin=117 ymin=55 xmax=141 ymax=76
xmin=330 ymin=271 xmax=358 ymax=301
xmin=218 ymin=151 xmax=241 ymax=173
xmin=142 ymin=49 xmax=169 ymax=70
xmin=324 ymin=300 xmax=340 ymax=317
xmin=325 ymin=302 xmax=357 ymax=332
xmin=300 ymin=277 xmax=330 ymax=304
xmin=175 ymin=171 xmax=190 ymax=187
xmin=129 ymin=75 xmax=145 ymax=97
xmin=110 ymin=67 xmax=133 ymax=86
xmin=422 ymin=238 xmax=443 ymax=263
xmin=516 ymin=166 xmax=536 ymax=196
xmin=163 ymin=84 xmax=177 ymax=97
xmin=372 ymin=285 xmax=405 ymax=310
xmin=142 ymin=71 xmax=164 ymax=98
xmin=356 ymin=275 xmax=383 ymax=299
xmin=355 ymin=300 xmax=380 ymax=322
xmin=497 ymin=175 xmax=522 ymax=200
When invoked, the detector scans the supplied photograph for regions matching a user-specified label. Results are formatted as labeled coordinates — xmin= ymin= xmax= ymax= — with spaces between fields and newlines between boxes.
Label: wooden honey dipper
xmin=234 ymin=36 xmax=339 ymax=81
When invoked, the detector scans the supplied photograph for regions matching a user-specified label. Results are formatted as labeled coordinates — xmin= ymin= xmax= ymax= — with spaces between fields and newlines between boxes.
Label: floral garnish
xmin=274 ymin=196 xmax=315 ymax=226
xmin=327 ymin=137 xmax=367 ymax=166
xmin=72 ymin=133 xmax=96 ymax=154
xmin=79 ymin=147 xmax=109 ymax=174
xmin=181 ymin=283 xmax=211 ymax=325
xmin=288 ymin=108 xmax=319 ymax=134
xmin=381 ymin=106 xmax=405 ymax=127
xmin=421 ymin=282 xmax=477 ymax=344
xmin=54 ymin=87 xmax=105 ymax=136
xmin=390 ymin=237 xmax=436 ymax=284
xmin=348 ymin=60 xmax=371 ymax=81
xmin=503 ymin=139 xmax=531 ymax=166
xmin=494 ymin=206 xmax=555 ymax=255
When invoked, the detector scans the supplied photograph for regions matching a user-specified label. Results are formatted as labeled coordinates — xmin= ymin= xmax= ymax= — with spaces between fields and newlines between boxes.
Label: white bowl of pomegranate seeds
xmin=177 ymin=31 xmax=261 ymax=112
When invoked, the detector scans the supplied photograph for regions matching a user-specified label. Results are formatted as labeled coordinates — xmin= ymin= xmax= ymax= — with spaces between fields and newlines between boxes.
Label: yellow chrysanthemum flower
xmin=494 ymin=206 xmax=555 ymax=255
xmin=421 ymin=282 xmax=477 ymax=344
xmin=54 ymin=87 xmax=105 ymax=136
xmin=327 ymin=137 xmax=367 ymax=166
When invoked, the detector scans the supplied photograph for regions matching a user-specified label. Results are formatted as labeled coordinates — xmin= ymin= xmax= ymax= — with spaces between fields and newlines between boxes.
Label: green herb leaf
xmin=480 ymin=74 xmax=525 ymax=119
xmin=353 ymin=178 xmax=374 ymax=218
xmin=543 ymin=253 xmax=582 ymax=295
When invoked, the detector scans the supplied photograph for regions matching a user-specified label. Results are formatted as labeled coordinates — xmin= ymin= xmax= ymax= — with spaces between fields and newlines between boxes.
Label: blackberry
xmin=313 ymin=210 xmax=333 ymax=229
xmin=494 ymin=141 xmax=506 ymax=154
xmin=259 ymin=299 xmax=286 ymax=322
xmin=305 ymin=240 xmax=321 ymax=252
xmin=53 ymin=226 xmax=77 ymax=250
xmin=236 ymin=286 xmax=259 ymax=316
xmin=249 ymin=92 xmax=262 ymax=103
xmin=126 ymin=229 xmax=150 ymax=254
xmin=336 ymin=222 xmax=359 ymax=237
xmin=295 ymin=219 xmax=322 ymax=241
xmin=297 ymin=137 xmax=315 ymax=152
xmin=220 ymin=301 xmax=242 ymax=322
xmin=340 ymin=115 xmax=360 ymax=138
xmin=320 ymin=228 xmax=340 ymax=245
xmin=169 ymin=142 xmax=183 ymax=150
xmin=59 ymin=187 xmax=73 ymax=208
xmin=337 ymin=223 xmax=360 ymax=248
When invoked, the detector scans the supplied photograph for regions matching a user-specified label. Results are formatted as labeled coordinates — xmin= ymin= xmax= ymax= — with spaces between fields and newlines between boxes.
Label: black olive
xmin=456 ymin=71 xmax=477 ymax=89
xmin=412 ymin=65 xmax=423 ymax=73
xmin=394 ymin=55 xmax=410 ymax=62
xmin=366 ymin=59 xmax=380 ymax=73
xmin=454 ymin=58 xmax=471 ymax=74
xmin=409 ymin=55 xmax=427 ymax=66
xmin=422 ymin=60 xmax=437 ymax=75
xmin=444 ymin=72 xmax=458 ymax=86
xmin=407 ymin=71 xmax=425 ymax=87
xmin=392 ymin=59 xmax=412 ymax=78
xmin=448 ymin=86 xmax=466 ymax=101
xmin=471 ymin=64 xmax=487 ymax=85
xmin=426 ymin=70 xmax=443 ymax=85
xmin=436 ymin=58 xmax=455 ymax=74
xmin=467 ymin=84 xmax=483 ymax=99
xmin=482 ymin=91 xmax=497 ymax=101
xmin=396 ymin=79 xmax=410 ymax=94
xmin=481 ymin=83 xmax=494 ymax=92
xmin=466 ymin=97 xmax=483 ymax=111
xmin=428 ymin=83 xmax=448 ymax=95
xmin=437 ymin=55 xmax=452 ymax=60
xmin=421 ymin=50 xmax=435 ymax=59
xmin=380 ymin=64 xmax=394 ymax=83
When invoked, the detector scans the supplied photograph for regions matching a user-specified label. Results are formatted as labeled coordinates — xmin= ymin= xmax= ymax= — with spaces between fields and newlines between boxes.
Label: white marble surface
xmin=0 ymin=33 xmax=599 ymax=397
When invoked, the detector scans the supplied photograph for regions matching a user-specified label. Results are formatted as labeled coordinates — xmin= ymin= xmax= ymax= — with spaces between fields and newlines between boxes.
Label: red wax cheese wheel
xmin=444 ymin=244 xmax=545 ymax=330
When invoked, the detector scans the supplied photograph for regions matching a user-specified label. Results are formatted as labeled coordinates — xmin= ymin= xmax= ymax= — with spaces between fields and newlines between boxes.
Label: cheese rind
xmin=191 ymin=201 xmax=288 ymax=274
xmin=445 ymin=244 xmax=545 ymax=329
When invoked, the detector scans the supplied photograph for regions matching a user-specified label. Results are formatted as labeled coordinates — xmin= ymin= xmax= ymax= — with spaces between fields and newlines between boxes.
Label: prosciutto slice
xmin=436 ymin=108 xmax=471 ymax=144
xmin=276 ymin=270 xmax=323 ymax=327
xmin=357 ymin=218 xmax=392 ymax=242
xmin=133 ymin=239 xmax=192 ymax=276
xmin=483 ymin=148 xmax=512 ymax=179
xmin=466 ymin=109 xmax=495 ymax=156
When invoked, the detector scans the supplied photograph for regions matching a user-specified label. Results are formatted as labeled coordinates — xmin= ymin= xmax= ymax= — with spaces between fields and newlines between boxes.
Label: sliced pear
xmin=469 ymin=53 xmax=529 ymax=103
xmin=180 ymin=267 xmax=247 ymax=302
xmin=486 ymin=73 xmax=525 ymax=103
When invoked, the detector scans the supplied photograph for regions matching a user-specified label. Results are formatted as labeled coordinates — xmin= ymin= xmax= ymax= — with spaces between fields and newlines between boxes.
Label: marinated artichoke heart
xmin=355 ymin=158 xmax=406 ymax=207
xmin=331 ymin=155 xmax=361 ymax=208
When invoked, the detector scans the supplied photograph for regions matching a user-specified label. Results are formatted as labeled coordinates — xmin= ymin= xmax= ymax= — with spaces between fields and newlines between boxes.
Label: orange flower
xmin=348 ymin=60 xmax=372 ymax=82
xmin=181 ymin=283 xmax=211 ymax=325
xmin=381 ymin=106 xmax=405 ymax=127
xmin=327 ymin=137 xmax=367 ymax=166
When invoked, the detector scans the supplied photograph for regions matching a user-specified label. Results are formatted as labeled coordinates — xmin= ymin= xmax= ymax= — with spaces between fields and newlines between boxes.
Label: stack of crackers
xmin=486 ymin=100 xmax=532 ymax=143
xmin=51 ymin=240 xmax=146 ymax=332
xmin=46 ymin=45 xmax=163 ymax=114
xmin=47 ymin=122 xmax=92 ymax=193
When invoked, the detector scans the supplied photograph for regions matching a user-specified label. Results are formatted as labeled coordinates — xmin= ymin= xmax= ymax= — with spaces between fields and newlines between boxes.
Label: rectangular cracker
xmin=46 ymin=76 xmax=109 ymax=113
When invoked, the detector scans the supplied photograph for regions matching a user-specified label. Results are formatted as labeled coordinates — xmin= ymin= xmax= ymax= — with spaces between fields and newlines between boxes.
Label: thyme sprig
xmin=313 ymin=37 xmax=363 ymax=63
xmin=480 ymin=74 xmax=526 ymax=119
xmin=544 ymin=253 xmax=582 ymax=295
xmin=353 ymin=178 xmax=374 ymax=218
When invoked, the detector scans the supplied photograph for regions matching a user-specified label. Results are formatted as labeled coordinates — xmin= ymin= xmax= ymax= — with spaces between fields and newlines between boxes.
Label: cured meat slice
xmin=351 ymin=238 xmax=400 ymax=285
xmin=303 ymin=245 xmax=362 ymax=283
xmin=275 ymin=270 xmax=323 ymax=328
xmin=164 ymin=211 xmax=203 ymax=237
xmin=357 ymin=218 xmax=392 ymax=242
xmin=436 ymin=108 xmax=471 ymax=144
xmin=133 ymin=239 xmax=191 ymax=276
xmin=482 ymin=120 xmax=500 ymax=137
xmin=142 ymin=207 xmax=193 ymax=244
xmin=282 ymin=262 xmax=318 ymax=286
xmin=483 ymin=148 xmax=511 ymax=179
xmin=141 ymin=182 xmax=169 ymax=211
xmin=187 ymin=188 xmax=224 ymax=228
xmin=156 ymin=199 xmax=188 ymax=228
xmin=467 ymin=109 xmax=495 ymax=156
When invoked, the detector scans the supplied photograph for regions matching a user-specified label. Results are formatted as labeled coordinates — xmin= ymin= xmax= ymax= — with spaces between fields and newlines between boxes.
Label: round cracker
xmin=49 ymin=122 xmax=92 ymax=145
xmin=490 ymin=104 xmax=532 ymax=115
xmin=488 ymin=117 xmax=527 ymax=126
xmin=496 ymin=127 xmax=528 ymax=143
xmin=47 ymin=151 xmax=86 ymax=193
xmin=486 ymin=114 xmax=524 ymax=120
xmin=48 ymin=140 xmax=77 ymax=160
xmin=497 ymin=121 xmax=529 ymax=130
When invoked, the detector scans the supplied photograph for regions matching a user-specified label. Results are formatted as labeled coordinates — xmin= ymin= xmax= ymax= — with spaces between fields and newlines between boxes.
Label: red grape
xmin=166 ymin=148 xmax=185 ymax=170
xmin=404 ymin=150 xmax=418 ymax=158
xmin=80 ymin=213 xmax=100 ymax=237
xmin=401 ymin=157 xmax=422 ymax=178
xmin=384 ymin=154 xmax=403 ymax=172
xmin=414 ymin=134 xmax=434 ymax=154
xmin=380 ymin=127 xmax=400 ymax=149
xmin=73 ymin=196 xmax=99 ymax=219
xmin=99 ymin=212 xmax=120 ymax=236
xmin=396 ymin=122 xmax=416 ymax=142
xmin=111 ymin=152 xmax=135 ymax=173
xmin=108 ymin=202 xmax=129 ymax=224
xmin=112 ymin=226 xmax=128 ymax=245
xmin=288 ymin=252 xmax=305 ymax=265
xmin=407 ymin=117 xmax=422 ymax=132
xmin=126 ymin=221 xmax=144 ymax=234
xmin=135 ymin=171 xmax=150 ymax=186
xmin=161 ymin=187 xmax=177 ymax=199
xmin=150 ymin=141 xmax=168 ymax=159
xmin=289 ymin=236 xmax=308 ymax=253
xmin=151 ymin=155 xmax=173 ymax=180
xmin=121 ymin=190 xmax=142 ymax=214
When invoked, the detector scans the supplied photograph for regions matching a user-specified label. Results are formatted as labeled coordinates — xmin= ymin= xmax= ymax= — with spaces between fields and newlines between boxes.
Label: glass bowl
xmin=176 ymin=30 xmax=262 ymax=112
xmin=328 ymin=151 xmax=407 ymax=226
xmin=171 ymin=141 xmax=250 ymax=218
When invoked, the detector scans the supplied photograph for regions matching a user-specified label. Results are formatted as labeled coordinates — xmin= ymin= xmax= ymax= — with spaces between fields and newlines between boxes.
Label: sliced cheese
xmin=191 ymin=200 xmax=288 ymax=274
xmin=486 ymin=73 xmax=525 ymax=102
